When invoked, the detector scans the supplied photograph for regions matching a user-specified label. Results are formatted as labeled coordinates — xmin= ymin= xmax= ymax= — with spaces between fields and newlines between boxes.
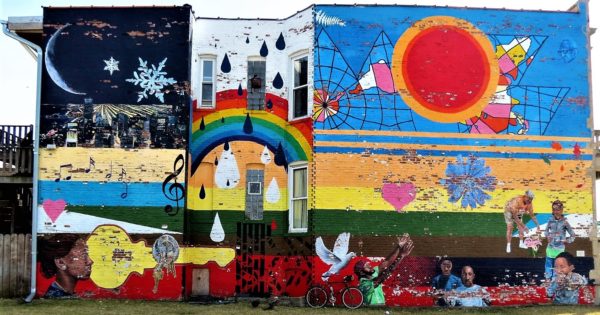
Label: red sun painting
xmin=392 ymin=16 xmax=499 ymax=123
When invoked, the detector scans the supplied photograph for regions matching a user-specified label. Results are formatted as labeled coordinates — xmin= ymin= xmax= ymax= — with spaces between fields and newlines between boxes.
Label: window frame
xmin=247 ymin=56 xmax=267 ymax=110
xmin=196 ymin=55 xmax=217 ymax=109
xmin=289 ymin=50 xmax=310 ymax=121
xmin=288 ymin=161 xmax=309 ymax=233
xmin=247 ymin=181 xmax=262 ymax=195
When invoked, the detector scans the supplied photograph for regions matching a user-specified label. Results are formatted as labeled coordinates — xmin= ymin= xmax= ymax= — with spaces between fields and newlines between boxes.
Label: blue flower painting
xmin=440 ymin=155 xmax=497 ymax=209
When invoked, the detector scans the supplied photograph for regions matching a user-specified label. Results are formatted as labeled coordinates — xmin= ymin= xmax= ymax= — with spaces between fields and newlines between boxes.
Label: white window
xmin=290 ymin=54 xmax=309 ymax=119
xmin=288 ymin=162 xmax=308 ymax=233
xmin=197 ymin=56 xmax=216 ymax=109
xmin=247 ymin=181 xmax=262 ymax=195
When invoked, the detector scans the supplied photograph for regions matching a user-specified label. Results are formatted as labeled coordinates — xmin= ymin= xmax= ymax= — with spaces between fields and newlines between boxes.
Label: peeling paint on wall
xmin=37 ymin=6 xmax=192 ymax=299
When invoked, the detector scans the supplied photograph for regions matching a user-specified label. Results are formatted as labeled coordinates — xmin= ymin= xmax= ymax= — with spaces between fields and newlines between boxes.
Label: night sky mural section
xmin=40 ymin=7 xmax=190 ymax=149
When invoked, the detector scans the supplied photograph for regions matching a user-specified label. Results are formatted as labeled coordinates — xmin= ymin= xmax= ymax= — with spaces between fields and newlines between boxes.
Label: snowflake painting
xmin=440 ymin=155 xmax=497 ymax=209
xmin=103 ymin=57 xmax=120 ymax=75
xmin=126 ymin=57 xmax=177 ymax=103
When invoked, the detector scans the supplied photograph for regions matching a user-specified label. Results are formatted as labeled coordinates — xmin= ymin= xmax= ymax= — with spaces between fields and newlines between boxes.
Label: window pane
xmin=202 ymin=60 xmax=213 ymax=81
xmin=294 ymin=57 xmax=308 ymax=87
xmin=201 ymin=83 xmax=213 ymax=105
xmin=247 ymin=60 xmax=266 ymax=110
xmin=293 ymin=199 xmax=307 ymax=229
xmin=293 ymin=87 xmax=308 ymax=117
xmin=293 ymin=168 xmax=307 ymax=198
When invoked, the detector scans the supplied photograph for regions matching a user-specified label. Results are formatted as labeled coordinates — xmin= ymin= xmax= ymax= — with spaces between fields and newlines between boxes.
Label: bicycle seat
xmin=343 ymin=275 xmax=354 ymax=282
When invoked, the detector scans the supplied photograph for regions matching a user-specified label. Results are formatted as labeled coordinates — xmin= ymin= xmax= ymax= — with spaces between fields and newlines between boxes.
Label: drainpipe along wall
xmin=1 ymin=20 xmax=42 ymax=303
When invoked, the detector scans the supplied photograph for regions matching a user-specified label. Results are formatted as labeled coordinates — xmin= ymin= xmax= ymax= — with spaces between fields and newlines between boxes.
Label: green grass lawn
xmin=2 ymin=299 xmax=600 ymax=315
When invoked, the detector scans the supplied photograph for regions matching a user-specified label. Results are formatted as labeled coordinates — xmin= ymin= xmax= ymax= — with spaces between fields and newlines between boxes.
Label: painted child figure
xmin=544 ymin=200 xmax=576 ymax=280
xmin=431 ymin=259 xmax=463 ymax=306
xmin=546 ymin=252 xmax=587 ymax=304
xmin=504 ymin=190 xmax=540 ymax=253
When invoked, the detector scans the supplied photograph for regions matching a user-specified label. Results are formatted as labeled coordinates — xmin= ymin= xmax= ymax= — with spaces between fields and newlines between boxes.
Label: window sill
xmin=193 ymin=106 xmax=216 ymax=113
xmin=288 ymin=228 xmax=308 ymax=234
xmin=244 ymin=109 xmax=270 ymax=115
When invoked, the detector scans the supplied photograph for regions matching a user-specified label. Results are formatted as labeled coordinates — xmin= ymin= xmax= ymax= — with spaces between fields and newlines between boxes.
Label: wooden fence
xmin=0 ymin=234 xmax=31 ymax=297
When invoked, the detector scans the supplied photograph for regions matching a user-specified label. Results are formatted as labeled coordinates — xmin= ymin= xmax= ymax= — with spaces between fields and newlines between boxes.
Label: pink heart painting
xmin=43 ymin=199 xmax=66 ymax=223
xmin=381 ymin=183 xmax=416 ymax=212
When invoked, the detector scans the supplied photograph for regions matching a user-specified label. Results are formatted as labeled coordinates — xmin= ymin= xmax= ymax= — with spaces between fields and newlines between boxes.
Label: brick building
xmin=6 ymin=1 xmax=596 ymax=306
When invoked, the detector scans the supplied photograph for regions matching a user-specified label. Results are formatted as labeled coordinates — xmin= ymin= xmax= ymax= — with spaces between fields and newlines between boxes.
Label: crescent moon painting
xmin=45 ymin=24 xmax=86 ymax=95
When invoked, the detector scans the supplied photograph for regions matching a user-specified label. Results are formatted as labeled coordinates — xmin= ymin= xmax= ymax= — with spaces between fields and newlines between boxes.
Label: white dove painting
xmin=315 ymin=232 xmax=356 ymax=281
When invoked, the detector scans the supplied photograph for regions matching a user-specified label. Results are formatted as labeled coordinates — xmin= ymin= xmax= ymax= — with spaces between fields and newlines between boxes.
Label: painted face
xmin=63 ymin=239 xmax=93 ymax=279
xmin=363 ymin=261 xmax=374 ymax=273
xmin=554 ymin=257 xmax=574 ymax=276
xmin=440 ymin=260 xmax=452 ymax=276
xmin=552 ymin=205 xmax=564 ymax=219
xmin=461 ymin=266 xmax=475 ymax=287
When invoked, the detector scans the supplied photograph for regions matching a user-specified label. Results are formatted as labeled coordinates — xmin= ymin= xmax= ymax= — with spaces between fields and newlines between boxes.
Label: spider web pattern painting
xmin=460 ymin=35 xmax=569 ymax=136
xmin=313 ymin=28 xmax=357 ymax=129
xmin=314 ymin=28 xmax=416 ymax=131
xmin=506 ymin=86 xmax=570 ymax=135
xmin=459 ymin=86 xmax=570 ymax=136
xmin=314 ymin=27 xmax=567 ymax=135
xmin=351 ymin=31 xmax=416 ymax=131
xmin=490 ymin=35 xmax=547 ymax=85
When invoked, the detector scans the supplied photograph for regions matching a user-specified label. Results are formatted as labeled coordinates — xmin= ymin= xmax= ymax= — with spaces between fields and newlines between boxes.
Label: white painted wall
xmin=191 ymin=6 xmax=313 ymax=116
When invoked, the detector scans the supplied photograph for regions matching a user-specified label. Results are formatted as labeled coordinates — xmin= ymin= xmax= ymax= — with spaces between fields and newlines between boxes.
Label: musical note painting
xmin=37 ymin=5 xmax=193 ymax=300
xmin=38 ymin=148 xmax=186 ymax=232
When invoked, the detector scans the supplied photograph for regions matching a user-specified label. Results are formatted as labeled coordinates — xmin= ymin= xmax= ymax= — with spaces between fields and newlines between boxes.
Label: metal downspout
xmin=1 ymin=20 xmax=42 ymax=303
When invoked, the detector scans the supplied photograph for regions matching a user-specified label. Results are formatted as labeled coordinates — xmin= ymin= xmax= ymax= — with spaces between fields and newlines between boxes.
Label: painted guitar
xmin=87 ymin=224 xmax=235 ymax=290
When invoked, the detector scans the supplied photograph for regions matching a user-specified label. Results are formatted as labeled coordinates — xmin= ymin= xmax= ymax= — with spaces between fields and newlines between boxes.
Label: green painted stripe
xmin=186 ymin=210 xmax=531 ymax=237
xmin=312 ymin=210 xmax=531 ymax=237
xmin=68 ymin=206 xmax=183 ymax=232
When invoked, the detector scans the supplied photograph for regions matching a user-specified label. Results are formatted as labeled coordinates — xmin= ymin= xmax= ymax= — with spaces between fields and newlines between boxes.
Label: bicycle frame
xmin=329 ymin=275 xmax=355 ymax=304
xmin=306 ymin=275 xmax=363 ymax=309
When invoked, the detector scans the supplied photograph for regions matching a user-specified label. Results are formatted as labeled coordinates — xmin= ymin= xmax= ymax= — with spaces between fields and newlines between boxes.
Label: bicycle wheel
xmin=342 ymin=287 xmax=363 ymax=309
xmin=306 ymin=286 xmax=328 ymax=308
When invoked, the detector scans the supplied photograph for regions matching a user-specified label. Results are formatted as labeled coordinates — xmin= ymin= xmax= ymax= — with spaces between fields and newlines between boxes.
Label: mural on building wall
xmin=187 ymin=9 xmax=314 ymax=298
xmin=41 ymin=8 xmax=189 ymax=149
xmin=312 ymin=2 xmax=593 ymax=306
xmin=32 ymin=3 xmax=594 ymax=306
xmin=35 ymin=7 xmax=236 ymax=300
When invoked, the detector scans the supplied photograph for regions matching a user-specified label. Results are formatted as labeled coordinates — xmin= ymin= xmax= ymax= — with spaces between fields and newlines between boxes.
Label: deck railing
xmin=0 ymin=125 xmax=33 ymax=176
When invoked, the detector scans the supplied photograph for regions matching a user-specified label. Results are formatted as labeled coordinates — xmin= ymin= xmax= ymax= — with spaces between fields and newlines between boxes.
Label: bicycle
xmin=305 ymin=275 xmax=364 ymax=309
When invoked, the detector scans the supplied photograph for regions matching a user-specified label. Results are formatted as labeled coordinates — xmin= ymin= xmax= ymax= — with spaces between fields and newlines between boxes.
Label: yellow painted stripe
xmin=179 ymin=247 xmax=235 ymax=267
xmin=314 ymin=187 xmax=593 ymax=214
xmin=315 ymin=140 xmax=593 ymax=155
xmin=39 ymin=148 xmax=185 ymax=182
xmin=315 ymin=129 xmax=591 ymax=143
xmin=187 ymin=187 xmax=289 ymax=211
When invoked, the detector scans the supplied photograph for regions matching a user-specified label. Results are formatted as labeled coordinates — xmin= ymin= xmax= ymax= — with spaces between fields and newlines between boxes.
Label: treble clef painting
xmin=162 ymin=154 xmax=185 ymax=216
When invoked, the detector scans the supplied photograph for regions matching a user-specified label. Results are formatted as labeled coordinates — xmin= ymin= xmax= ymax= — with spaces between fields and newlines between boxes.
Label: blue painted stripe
xmin=39 ymin=181 xmax=182 ymax=207
xmin=314 ymin=146 xmax=593 ymax=160
xmin=315 ymin=134 xmax=589 ymax=150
